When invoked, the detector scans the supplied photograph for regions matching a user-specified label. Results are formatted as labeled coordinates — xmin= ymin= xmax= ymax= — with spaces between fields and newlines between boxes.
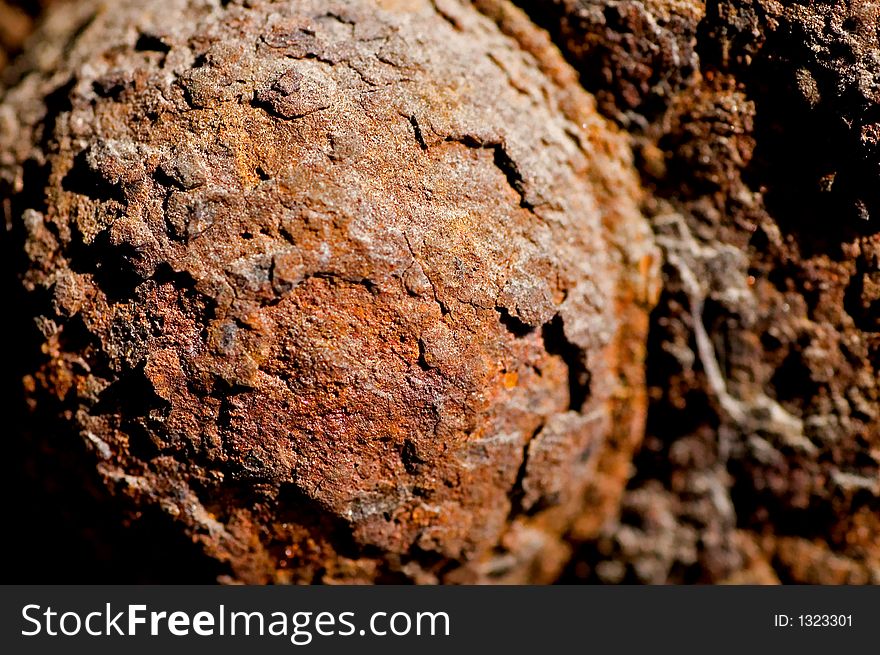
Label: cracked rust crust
xmin=1 ymin=0 xmax=658 ymax=582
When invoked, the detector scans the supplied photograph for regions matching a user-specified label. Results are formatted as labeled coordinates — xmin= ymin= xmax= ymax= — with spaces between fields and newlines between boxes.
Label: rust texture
xmin=519 ymin=0 xmax=880 ymax=583
xmin=0 ymin=0 xmax=658 ymax=582
xmin=5 ymin=0 xmax=879 ymax=585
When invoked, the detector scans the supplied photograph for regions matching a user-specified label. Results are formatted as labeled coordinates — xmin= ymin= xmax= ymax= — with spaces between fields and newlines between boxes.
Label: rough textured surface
xmin=6 ymin=0 xmax=879 ymax=586
xmin=521 ymin=0 xmax=880 ymax=584
xmin=0 ymin=0 xmax=658 ymax=583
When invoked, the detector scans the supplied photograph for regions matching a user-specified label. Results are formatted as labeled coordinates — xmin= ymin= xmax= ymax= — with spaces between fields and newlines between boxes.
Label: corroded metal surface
xmin=1 ymin=0 xmax=658 ymax=583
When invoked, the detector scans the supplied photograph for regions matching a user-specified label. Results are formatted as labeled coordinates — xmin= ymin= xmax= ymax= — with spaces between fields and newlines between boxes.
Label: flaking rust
xmin=1 ymin=0 xmax=659 ymax=582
